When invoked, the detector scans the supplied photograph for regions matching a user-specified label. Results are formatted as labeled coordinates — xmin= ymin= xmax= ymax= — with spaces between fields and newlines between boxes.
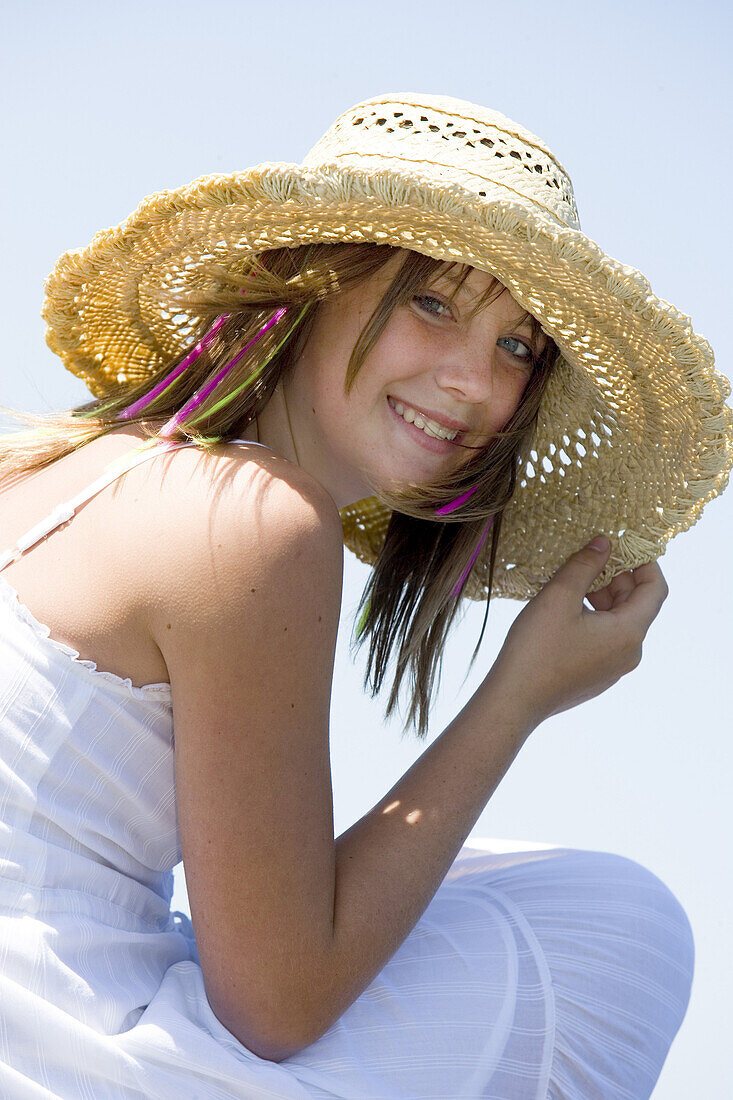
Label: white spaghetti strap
xmin=0 ymin=437 xmax=267 ymax=574
xmin=0 ymin=439 xmax=191 ymax=573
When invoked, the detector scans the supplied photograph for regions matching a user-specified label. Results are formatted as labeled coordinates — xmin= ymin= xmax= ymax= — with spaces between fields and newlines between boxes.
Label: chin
xmin=366 ymin=468 xmax=433 ymax=501
xmin=348 ymin=445 xmax=451 ymax=501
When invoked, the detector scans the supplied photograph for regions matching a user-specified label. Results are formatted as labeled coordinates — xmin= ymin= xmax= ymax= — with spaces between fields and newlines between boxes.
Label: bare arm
xmin=319 ymin=541 xmax=669 ymax=1047
xmin=326 ymin=671 xmax=530 ymax=1032
xmin=153 ymin=454 xmax=666 ymax=1063
xmin=154 ymin=453 xmax=344 ymax=1063
xmin=319 ymin=542 xmax=668 ymax=1051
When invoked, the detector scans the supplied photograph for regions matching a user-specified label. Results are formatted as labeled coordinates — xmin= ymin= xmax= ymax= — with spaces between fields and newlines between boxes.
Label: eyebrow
xmin=434 ymin=269 xmax=546 ymax=341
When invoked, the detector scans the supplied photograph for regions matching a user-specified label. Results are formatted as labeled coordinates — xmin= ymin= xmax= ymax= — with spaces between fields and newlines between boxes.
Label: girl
xmin=0 ymin=93 xmax=730 ymax=1099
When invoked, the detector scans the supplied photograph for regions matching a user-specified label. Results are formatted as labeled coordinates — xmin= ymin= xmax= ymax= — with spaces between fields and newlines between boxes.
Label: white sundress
xmin=0 ymin=437 xmax=695 ymax=1099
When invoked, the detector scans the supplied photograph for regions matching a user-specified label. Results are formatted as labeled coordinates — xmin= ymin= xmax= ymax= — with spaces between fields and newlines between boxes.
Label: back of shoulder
xmin=139 ymin=443 xmax=344 ymax=637
xmin=143 ymin=444 xmax=345 ymax=1055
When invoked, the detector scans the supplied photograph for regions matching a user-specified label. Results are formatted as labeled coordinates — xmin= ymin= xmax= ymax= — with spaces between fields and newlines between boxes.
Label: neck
xmin=245 ymin=382 xmax=372 ymax=509
xmin=245 ymin=384 xmax=299 ymax=467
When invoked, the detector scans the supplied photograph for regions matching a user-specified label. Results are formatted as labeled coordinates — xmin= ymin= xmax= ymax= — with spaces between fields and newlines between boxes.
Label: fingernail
xmin=589 ymin=536 xmax=610 ymax=552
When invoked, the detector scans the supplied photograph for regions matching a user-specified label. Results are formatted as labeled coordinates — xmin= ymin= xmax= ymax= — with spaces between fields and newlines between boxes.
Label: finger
xmin=585 ymin=572 xmax=634 ymax=611
xmin=628 ymin=560 xmax=667 ymax=587
xmin=610 ymin=561 xmax=668 ymax=629
xmin=550 ymin=537 xmax=612 ymax=600
xmin=587 ymin=561 xmax=664 ymax=613
xmin=606 ymin=570 xmax=637 ymax=607
xmin=585 ymin=586 xmax=614 ymax=612
xmin=586 ymin=590 xmax=617 ymax=612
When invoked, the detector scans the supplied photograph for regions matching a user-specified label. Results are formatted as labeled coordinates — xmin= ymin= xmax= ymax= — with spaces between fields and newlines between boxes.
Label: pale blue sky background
xmin=1 ymin=2 xmax=731 ymax=1095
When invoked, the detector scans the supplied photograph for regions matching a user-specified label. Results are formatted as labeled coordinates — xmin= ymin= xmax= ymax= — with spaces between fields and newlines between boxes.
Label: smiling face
xmin=277 ymin=250 xmax=549 ymax=508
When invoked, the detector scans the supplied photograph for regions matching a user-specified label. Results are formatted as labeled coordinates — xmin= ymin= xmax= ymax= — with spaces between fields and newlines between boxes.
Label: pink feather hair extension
xmin=117 ymin=313 xmax=231 ymax=421
xmin=450 ymin=516 xmax=494 ymax=598
xmin=434 ymin=485 xmax=479 ymax=516
xmin=159 ymin=307 xmax=289 ymax=439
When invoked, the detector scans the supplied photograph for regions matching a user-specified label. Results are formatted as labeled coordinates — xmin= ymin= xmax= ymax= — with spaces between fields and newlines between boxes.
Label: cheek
xmin=507 ymin=366 xmax=533 ymax=406
xmin=488 ymin=370 xmax=532 ymax=434
xmin=303 ymin=322 xmax=362 ymax=413
xmin=333 ymin=335 xmax=396 ymax=409
xmin=360 ymin=316 xmax=433 ymax=391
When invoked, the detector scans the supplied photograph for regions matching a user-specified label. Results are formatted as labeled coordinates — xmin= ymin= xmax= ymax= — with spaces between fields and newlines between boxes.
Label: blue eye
xmin=412 ymin=294 xmax=452 ymax=319
xmin=498 ymin=336 xmax=534 ymax=363
xmin=412 ymin=297 xmax=536 ymax=365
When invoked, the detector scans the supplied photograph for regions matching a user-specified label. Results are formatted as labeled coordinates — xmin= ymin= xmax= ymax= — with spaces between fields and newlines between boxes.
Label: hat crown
xmin=303 ymin=92 xmax=581 ymax=230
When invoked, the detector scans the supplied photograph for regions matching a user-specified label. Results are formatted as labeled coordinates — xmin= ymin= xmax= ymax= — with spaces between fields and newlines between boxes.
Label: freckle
xmin=290 ymin=702 xmax=295 ymax=708
xmin=250 ymin=588 xmax=256 ymax=593
xmin=166 ymin=623 xmax=171 ymax=630
xmin=283 ymin=626 xmax=287 ymax=632
xmin=318 ymin=615 xmax=322 ymax=622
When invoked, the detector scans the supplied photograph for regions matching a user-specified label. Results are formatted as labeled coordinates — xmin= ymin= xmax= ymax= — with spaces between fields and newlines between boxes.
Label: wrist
xmin=478 ymin=661 xmax=544 ymax=740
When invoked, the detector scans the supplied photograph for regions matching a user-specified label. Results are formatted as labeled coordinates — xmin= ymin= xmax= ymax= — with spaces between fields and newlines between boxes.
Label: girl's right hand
xmin=487 ymin=537 xmax=669 ymax=728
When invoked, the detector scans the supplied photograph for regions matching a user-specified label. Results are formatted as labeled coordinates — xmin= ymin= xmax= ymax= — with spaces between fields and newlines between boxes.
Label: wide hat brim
xmin=42 ymin=157 xmax=733 ymax=599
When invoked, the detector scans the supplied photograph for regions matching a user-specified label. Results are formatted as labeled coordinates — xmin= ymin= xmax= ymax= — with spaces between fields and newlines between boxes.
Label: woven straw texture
xmin=42 ymin=92 xmax=733 ymax=599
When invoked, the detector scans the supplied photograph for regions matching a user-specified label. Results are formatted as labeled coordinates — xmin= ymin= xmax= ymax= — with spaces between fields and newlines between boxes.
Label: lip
xmin=387 ymin=396 xmax=470 ymax=434
xmin=386 ymin=397 xmax=460 ymax=455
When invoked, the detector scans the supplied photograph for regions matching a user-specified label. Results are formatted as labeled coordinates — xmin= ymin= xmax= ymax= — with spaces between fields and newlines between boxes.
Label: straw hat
xmin=42 ymin=92 xmax=733 ymax=599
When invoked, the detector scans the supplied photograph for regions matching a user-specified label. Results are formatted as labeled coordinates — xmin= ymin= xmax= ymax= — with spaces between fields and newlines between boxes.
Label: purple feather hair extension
xmin=434 ymin=485 xmax=479 ymax=516
xmin=451 ymin=515 xmax=494 ymax=598
xmin=117 ymin=313 xmax=230 ymax=421
xmin=159 ymin=307 xmax=289 ymax=439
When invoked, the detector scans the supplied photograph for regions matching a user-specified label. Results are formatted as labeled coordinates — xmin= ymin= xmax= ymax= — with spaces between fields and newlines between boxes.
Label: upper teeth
xmin=389 ymin=399 xmax=459 ymax=440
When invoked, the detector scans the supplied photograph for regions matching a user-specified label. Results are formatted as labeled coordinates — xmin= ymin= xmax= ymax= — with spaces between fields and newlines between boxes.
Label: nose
xmin=433 ymin=341 xmax=495 ymax=406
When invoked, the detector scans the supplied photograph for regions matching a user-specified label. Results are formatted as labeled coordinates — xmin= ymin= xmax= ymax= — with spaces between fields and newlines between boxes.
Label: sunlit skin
xmin=249 ymin=250 xmax=548 ymax=509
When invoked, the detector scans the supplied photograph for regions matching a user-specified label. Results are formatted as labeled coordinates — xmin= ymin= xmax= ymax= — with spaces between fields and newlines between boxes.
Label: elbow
xmin=209 ymin=996 xmax=330 ymax=1064
xmin=229 ymin=1021 xmax=327 ymax=1064
xmin=263 ymin=1012 xmax=335 ymax=1062
xmin=241 ymin=1035 xmax=309 ymax=1064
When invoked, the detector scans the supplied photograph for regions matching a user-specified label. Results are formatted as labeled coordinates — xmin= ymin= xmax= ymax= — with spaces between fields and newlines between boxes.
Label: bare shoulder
xmin=142 ymin=442 xmax=345 ymax=1057
xmin=138 ymin=441 xmax=344 ymax=642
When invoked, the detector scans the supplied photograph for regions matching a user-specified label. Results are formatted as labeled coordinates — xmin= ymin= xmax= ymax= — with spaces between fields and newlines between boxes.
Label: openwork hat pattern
xmin=42 ymin=93 xmax=733 ymax=599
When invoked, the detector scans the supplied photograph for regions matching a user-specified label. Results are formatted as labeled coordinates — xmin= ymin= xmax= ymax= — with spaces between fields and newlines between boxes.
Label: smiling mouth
xmin=387 ymin=397 xmax=462 ymax=441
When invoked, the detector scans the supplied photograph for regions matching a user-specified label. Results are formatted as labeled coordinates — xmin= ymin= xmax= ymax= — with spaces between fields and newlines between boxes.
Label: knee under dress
xmin=0 ymin=438 xmax=695 ymax=1099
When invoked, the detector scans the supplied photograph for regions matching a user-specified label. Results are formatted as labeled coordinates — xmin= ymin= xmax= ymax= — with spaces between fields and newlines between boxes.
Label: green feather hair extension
xmin=187 ymin=303 xmax=311 ymax=423
xmin=355 ymin=595 xmax=372 ymax=639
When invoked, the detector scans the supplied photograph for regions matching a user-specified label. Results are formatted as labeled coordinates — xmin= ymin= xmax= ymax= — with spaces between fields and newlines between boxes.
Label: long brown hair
xmin=0 ymin=243 xmax=560 ymax=738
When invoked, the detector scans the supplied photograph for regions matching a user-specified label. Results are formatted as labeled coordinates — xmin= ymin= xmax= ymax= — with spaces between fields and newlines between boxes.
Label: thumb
xmin=551 ymin=536 xmax=612 ymax=594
